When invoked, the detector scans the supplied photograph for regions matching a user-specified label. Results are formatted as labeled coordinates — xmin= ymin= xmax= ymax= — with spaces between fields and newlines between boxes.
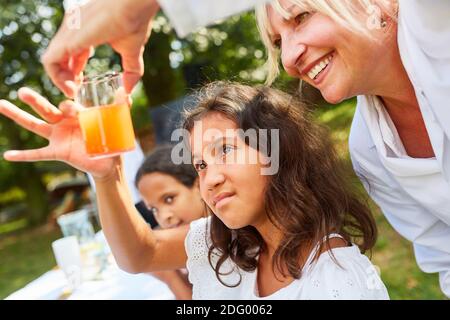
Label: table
xmin=5 ymin=231 xmax=175 ymax=300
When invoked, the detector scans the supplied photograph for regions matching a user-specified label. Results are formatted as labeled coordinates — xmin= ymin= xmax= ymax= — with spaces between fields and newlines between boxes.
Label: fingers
xmin=70 ymin=47 xmax=92 ymax=76
xmin=0 ymin=100 xmax=52 ymax=139
xmin=114 ymin=87 xmax=132 ymax=107
xmin=41 ymin=44 xmax=77 ymax=98
xmin=59 ymin=100 xmax=83 ymax=118
xmin=18 ymin=87 xmax=63 ymax=123
xmin=4 ymin=147 xmax=55 ymax=162
xmin=42 ymin=38 xmax=89 ymax=98
xmin=120 ymin=48 xmax=145 ymax=94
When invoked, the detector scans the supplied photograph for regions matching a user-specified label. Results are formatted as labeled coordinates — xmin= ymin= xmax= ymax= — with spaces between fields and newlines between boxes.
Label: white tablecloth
xmin=5 ymin=231 xmax=176 ymax=300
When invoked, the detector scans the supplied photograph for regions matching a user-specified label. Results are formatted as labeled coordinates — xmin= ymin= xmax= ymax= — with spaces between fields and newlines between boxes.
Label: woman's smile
xmin=304 ymin=51 xmax=335 ymax=85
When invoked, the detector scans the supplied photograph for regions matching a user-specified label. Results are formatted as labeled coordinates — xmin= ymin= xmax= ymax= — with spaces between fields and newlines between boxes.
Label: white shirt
xmin=185 ymin=217 xmax=389 ymax=300
xmin=349 ymin=1 xmax=450 ymax=298
xmin=158 ymin=0 xmax=270 ymax=37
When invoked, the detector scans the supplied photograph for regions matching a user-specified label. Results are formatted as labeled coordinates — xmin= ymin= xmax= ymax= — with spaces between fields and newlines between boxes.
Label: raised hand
xmin=0 ymin=87 xmax=118 ymax=178
xmin=42 ymin=0 xmax=160 ymax=97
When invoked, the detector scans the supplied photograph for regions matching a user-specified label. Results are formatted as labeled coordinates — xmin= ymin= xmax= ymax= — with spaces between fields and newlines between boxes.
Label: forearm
xmin=162 ymin=270 xmax=193 ymax=300
xmin=157 ymin=0 xmax=270 ymax=37
xmin=94 ymin=157 xmax=156 ymax=273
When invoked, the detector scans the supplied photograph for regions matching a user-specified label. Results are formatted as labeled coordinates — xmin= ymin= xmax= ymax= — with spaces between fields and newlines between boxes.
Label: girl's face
xmin=267 ymin=0 xmax=393 ymax=104
xmin=137 ymin=173 xmax=204 ymax=229
xmin=190 ymin=112 xmax=269 ymax=230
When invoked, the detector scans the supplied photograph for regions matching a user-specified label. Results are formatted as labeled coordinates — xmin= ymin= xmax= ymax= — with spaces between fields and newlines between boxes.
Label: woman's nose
xmin=280 ymin=37 xmax=306 ymax=76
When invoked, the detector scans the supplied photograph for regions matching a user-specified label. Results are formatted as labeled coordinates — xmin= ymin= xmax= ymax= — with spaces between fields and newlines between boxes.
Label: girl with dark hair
xmin=135 ymin=144 xmax=204 ymax=229
xmin=0 ymin=82 xmax=388 ymax=299
xmin=134 ymin=144 xmax=205 ymax=299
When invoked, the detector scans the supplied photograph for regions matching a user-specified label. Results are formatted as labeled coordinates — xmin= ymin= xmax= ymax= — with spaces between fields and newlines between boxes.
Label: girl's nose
xmin=157 ymin=209 xmax=181 ymax=229
xmin=204 ymin=165 xmax=225 ymax=191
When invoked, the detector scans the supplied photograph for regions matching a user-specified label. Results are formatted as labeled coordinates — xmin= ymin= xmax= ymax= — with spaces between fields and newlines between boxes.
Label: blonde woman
xmin=255 ymin=0 xmax=450 ymax=298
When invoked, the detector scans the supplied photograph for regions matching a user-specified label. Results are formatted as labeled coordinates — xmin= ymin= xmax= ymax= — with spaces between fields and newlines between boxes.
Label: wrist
xmin=121 ymin=0 xmax=160 ymax=29
xmin=93 ymin=157 xmax=123 ymax=184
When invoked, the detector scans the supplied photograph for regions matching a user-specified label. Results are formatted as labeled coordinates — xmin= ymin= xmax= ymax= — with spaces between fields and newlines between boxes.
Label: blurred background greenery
xmin=0 ymin=1 xmax=446 ymax=299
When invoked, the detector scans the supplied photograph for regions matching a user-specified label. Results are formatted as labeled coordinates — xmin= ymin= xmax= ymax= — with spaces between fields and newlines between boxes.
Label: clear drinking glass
xmin=52 ymin=236 xmax=83 ymax=293
xmin=57 ymin=210 xmax=107 ymax=281
xmin=76 ymin=72 xmax=136 ymax=158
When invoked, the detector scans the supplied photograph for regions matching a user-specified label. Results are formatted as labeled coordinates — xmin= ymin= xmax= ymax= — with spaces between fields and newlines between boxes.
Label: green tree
xmin=0 ymin=3 xmax=282 ymax=227
xmin=0 ymin=0 xmax=67 ymax=226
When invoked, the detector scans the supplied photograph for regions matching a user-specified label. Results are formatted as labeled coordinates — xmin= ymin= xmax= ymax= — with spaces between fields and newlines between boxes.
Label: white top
xmin=349 ymin=1 xmax=450 ymax=297
xmin=158 ymin=0 xmax=270 ymax=37
xmin=184 ymin=217 xmax=389 ymax=300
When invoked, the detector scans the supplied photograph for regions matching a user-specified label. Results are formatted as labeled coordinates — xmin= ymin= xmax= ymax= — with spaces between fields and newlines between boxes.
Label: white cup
xmin=52 ymin=236 xmax=83 ymax=291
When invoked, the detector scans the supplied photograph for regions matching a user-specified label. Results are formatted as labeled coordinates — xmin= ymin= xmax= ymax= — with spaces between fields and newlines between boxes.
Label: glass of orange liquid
xmin=76 ymin=72 xmax=135 ymax=158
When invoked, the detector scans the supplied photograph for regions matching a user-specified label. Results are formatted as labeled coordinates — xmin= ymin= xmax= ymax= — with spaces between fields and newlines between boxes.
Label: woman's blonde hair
xmin=256 ymin=0 xmax=397 ymax=84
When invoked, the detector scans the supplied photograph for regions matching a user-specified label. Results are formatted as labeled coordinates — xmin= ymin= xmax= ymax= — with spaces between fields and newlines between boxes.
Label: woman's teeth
xmin=308 ymin=55 xmax=332 ymax=80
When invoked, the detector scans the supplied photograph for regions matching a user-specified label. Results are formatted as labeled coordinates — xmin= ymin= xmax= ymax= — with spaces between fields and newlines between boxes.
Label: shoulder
xmin=398 ymin=0 xmax=450 ymax=59
xmin=184 ymin=217 xmax=244 ymax=299
xmin=185 ymin=216 xmax=211 ymax=259
xmin=302 ymin=246 xmax=390 ymax=300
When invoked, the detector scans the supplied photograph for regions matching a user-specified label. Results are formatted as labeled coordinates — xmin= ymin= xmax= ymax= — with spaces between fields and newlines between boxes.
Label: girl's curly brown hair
xmin=182 ymin=81 xmax=376 ymax=287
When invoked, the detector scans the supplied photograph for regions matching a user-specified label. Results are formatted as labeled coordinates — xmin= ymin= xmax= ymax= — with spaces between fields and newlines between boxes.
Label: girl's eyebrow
xmin=192 ymin=136 xmax=235 ymax=160
xmin=159 ymin=191 xmax=174 ymax=202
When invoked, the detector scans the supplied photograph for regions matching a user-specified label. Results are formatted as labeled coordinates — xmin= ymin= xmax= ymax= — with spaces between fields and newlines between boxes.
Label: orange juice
xmin=78 ymin=103 xmax=135 ymax=157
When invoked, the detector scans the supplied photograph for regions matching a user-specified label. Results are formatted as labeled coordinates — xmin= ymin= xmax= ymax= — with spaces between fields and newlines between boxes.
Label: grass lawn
xmin=0 ymin=98 xmax=447 ymax=299
xmin=0 ymin=225 xmax=62 ymax=299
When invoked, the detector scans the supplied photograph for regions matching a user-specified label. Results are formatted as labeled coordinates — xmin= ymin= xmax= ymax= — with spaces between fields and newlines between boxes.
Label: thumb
xmin=120 ymin=47 xmax=145 ymax=94
xmin=59 ymin=100 xmax=83 ymax=118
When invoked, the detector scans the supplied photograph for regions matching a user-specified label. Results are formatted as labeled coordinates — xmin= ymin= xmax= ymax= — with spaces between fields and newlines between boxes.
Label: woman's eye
xmin=294 ymin=12 xmax=311 ymax=25
xmin=194 ymin=161 xmax=207 ymax=171
xmin=165 ymin=196 xmax=174 ymax=204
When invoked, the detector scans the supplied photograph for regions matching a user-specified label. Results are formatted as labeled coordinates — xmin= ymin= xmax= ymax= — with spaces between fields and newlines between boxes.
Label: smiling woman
xmin=256 ymin=0 xmax=397 ymax=86
xmin=256 ymin=0 xmax=450 ymax=298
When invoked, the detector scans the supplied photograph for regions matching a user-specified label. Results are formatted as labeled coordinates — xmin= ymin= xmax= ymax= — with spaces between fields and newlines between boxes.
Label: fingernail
xmin=3 ymin=151 xmax=15 ymax=159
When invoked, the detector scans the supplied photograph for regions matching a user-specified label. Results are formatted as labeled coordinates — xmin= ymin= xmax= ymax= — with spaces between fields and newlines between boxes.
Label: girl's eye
xmin=220 ymin=145 xmax=235 ymax=157
xmin=194 ymin=161 xmax=207 ymax=172
xmin=222 ymin=145 xmax=233 ymax=155
xmin=164 ymin=196 xmax=174 ymax=204
xmin=294 ymin=12 xmax=311 ymax=25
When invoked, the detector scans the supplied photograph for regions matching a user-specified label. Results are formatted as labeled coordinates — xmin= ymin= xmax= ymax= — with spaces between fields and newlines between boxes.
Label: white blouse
xmin=185 ymin=217 xmax=389 ymax=300
xmin=349 ymin=1 xmax=450 ymax=298
xmin=158 ymin=0 xmax=269 ymax=37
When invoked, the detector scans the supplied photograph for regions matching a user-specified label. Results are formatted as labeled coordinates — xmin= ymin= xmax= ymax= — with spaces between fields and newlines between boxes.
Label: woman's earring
xmin=380 ymin=18 xmax=388 ymax=28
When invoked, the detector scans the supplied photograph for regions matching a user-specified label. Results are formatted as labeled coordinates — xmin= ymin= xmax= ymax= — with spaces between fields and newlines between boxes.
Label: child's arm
xmin=151 ymin=270 xmax=192 ymax=300
xmin=94 ymin=157 xmax=188 ymax=273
